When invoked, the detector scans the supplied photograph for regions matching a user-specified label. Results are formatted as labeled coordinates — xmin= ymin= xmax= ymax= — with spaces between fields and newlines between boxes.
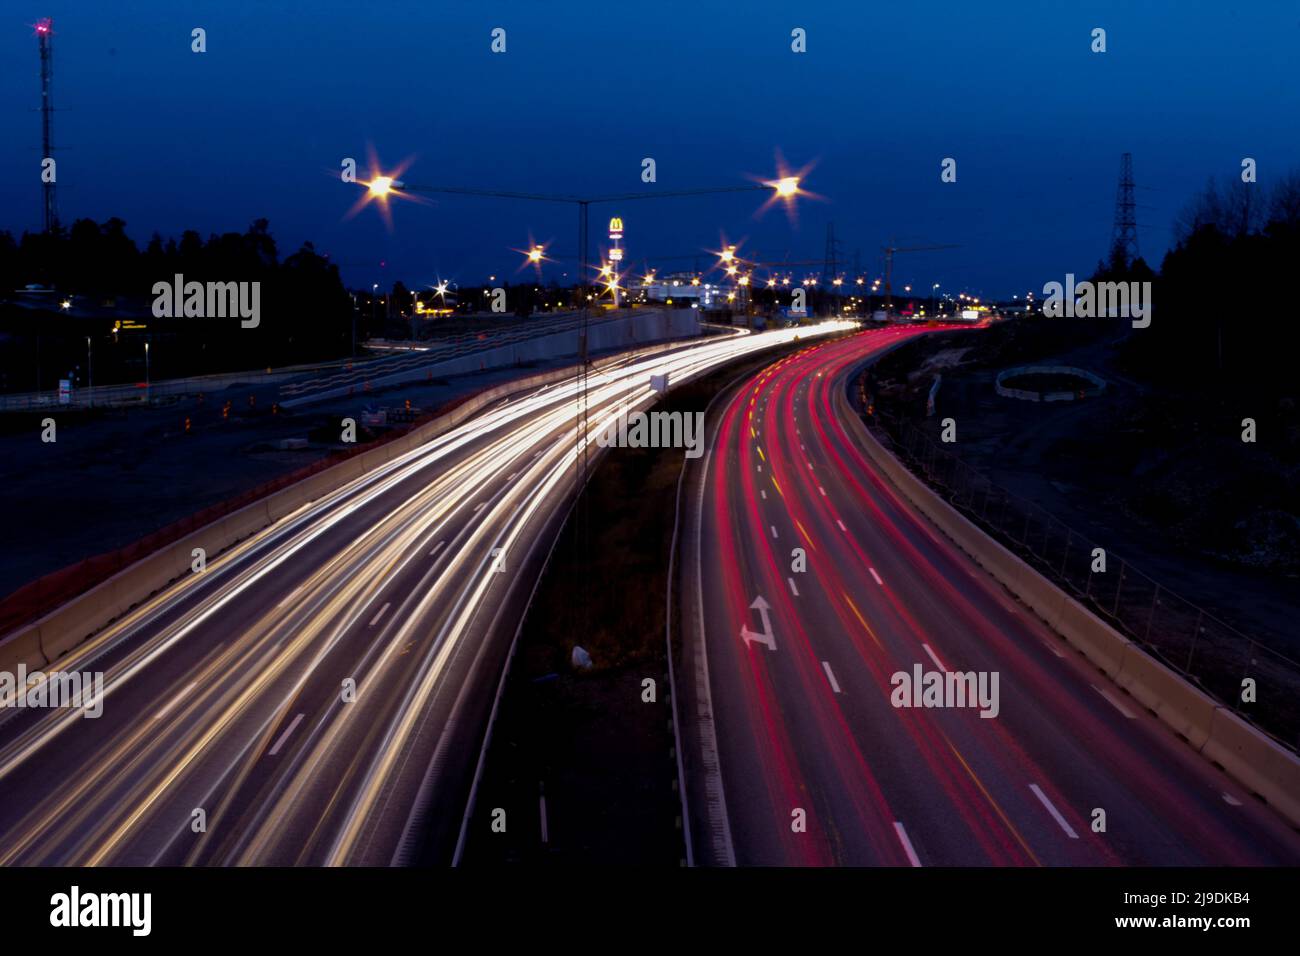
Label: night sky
xmin=2 ymin=0 xmax=1297 ymax=298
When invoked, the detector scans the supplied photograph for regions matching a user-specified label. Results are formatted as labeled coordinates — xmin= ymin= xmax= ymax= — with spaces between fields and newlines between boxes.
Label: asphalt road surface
xmin=0 ymin=321 xmax=851 ymax=866
xmin=681 ymin=327 xmax=1300 ymax=866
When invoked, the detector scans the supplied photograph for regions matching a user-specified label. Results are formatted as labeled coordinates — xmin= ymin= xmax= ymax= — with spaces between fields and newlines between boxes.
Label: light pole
xmin=86 ymin=335 xmax=93 ymax=408
xmin=144 ymin=339 xmax=150 ymax=403
xmin=354 ymin=170 xmax=809 ymax=510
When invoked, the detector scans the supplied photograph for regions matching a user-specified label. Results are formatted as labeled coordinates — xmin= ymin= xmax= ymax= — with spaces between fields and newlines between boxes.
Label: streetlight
xmin=362 ymin=170 xmax=809 ymax=316
xmin=144 ymin=340 xmax=150 ymax=403
xmin=348 ymin=164 xmax=814 ymax=480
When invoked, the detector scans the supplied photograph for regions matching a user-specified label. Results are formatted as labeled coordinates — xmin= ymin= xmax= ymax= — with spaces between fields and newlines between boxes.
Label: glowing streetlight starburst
xmin=513 ymin=236 xmax=552 ymax=275
xmin=343 ymin=146 xmax=424 ymax=231
xmin=753 ymin=150 xmax=822 ymax=223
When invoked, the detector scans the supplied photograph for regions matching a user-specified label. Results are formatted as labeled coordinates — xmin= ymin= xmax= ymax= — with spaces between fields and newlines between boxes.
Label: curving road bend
xmin=0 ymin=322 xmax=850 ymax=866
xmin=681 ymin=327 xmax=1300 ymax=866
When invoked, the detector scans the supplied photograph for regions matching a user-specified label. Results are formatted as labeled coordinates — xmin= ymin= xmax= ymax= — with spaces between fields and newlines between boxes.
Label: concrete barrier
xmin=1115 ymin=643 xmax=1219 ymax=749
xmin=1203 ymin=707 xmax=1300 ymax=825
xmin=834 ymin=379 xmax=1300 ymax=828
xmin=0 ymin=625 xmax=47 ymax=671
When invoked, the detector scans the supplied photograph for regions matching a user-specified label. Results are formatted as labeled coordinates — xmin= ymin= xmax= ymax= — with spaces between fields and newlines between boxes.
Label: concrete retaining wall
xmin=833 ymin=383 xmax=1300 ymax=829
xmin=285 ymin=308 xmax=701 ymax=407
xmin=994 ymin=364 xmax=1106 ymax=403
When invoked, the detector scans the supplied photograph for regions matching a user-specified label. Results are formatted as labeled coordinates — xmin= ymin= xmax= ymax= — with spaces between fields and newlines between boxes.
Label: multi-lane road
xmin=0 ymin=322 xmax=849 ymax=866
xmin=681 ymin=327 xmax=1300 ymax=866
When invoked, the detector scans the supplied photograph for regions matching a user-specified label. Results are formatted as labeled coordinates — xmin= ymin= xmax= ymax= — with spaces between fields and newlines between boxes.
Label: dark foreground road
xmin=681 ymin=327 xmax=1300 ymax=866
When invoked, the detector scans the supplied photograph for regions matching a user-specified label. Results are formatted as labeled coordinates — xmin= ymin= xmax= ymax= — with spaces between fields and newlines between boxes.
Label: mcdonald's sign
xmin=608 ymin=216 xmax=624 ymax=239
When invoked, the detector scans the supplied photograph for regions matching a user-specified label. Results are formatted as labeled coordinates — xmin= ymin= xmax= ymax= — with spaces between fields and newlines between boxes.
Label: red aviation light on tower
xmin=34 ymin=18 xmax=53 ymax=36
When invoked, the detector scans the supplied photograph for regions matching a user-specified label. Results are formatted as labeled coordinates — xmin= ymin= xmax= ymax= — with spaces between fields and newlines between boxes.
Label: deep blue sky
xmin=3 ymin=1 xmax=1297 ymax=298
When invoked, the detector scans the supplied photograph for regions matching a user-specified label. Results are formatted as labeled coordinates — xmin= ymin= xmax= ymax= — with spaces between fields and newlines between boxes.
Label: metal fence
xmin=871 ymin=408 xmax=1300 ymax=750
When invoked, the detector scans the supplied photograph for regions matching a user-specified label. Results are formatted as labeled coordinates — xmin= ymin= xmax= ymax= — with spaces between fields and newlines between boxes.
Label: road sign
xmin=58 ymin=379 xmax=71 ymax=404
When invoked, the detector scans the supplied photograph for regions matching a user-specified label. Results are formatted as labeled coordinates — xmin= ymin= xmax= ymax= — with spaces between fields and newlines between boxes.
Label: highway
xmin=0 ymin=321 xmax=851 ymax=866
xmin=680 ymin=327 xmax=1300 ymax=866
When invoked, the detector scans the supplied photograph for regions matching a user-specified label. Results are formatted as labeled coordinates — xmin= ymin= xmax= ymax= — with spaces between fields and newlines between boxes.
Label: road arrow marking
xmin=739 ymin=595 xmax=776 ymax=651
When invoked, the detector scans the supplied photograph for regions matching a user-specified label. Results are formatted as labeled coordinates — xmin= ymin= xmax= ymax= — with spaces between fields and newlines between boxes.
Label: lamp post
xmin=144 ymin=339 xmax=150 ymax=403
xmin=352 ymin=169 xmax=810 ymax=514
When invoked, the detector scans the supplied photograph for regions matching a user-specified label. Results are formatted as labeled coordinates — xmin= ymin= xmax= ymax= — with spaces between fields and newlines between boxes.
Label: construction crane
xmin=882 ymin=241 xmax=958 ymax=314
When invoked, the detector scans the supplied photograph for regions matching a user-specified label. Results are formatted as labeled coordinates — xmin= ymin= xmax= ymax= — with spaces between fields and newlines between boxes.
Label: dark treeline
xmin=0 ymin=218 xmax=356 ymax=388
xmin=1113 ymin=170 xmax=1300 ymax=391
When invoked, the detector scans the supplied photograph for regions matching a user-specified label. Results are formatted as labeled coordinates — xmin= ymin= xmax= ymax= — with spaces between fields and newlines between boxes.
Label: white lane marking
xmin=474 ymin=502 xmax=486 ymax=513
xmin=819 ymin=485 xmax=827 ymax=497
xmin=807 ymin=461 xmax=814 ymax=470
xmin=1042 ymin=640 xmax=1065 ymax=658
xmin=787 ymin=577 xmax=800 ymax=597
xmin=800 ymin=443 xmax=806 ymax=450
xmin=1222 ymin=792 xmax=1243 ymax=807
xmin=1029 ymin=783 xmax=1079 ymax=839
xmin=770 ymin=525 xmax=779 ymax=539
xmin=922 ymin=643 xmax=947 ymax=672
xmin=506 ymin=472 xmax=518 ymax=481
xmin=268 ymin=712 xmax=305 ymax=757
xmin=836 ymin=519 xmax=847 ymax=532
xmin=869 ymin=566 xmax=883 ymax=586
xmin=761 ymin=490 xmax=767 ymax=500
xmin=821 ymin=661 xmax=842 ymax=694
xmin=154 ymin=682 xmax=196 ymax=721
xmin=894 ymin=822 xmax=922 ymax=867
xmin=757 ymin=465 xmax=763 ymax=473
xmin=429 ymin=539 xmax=447 ymax=557
xmin=1092 ymin=684 xmax=1136 ymax=719
xmin=369 ymin=602 xmax=391 ymax=627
